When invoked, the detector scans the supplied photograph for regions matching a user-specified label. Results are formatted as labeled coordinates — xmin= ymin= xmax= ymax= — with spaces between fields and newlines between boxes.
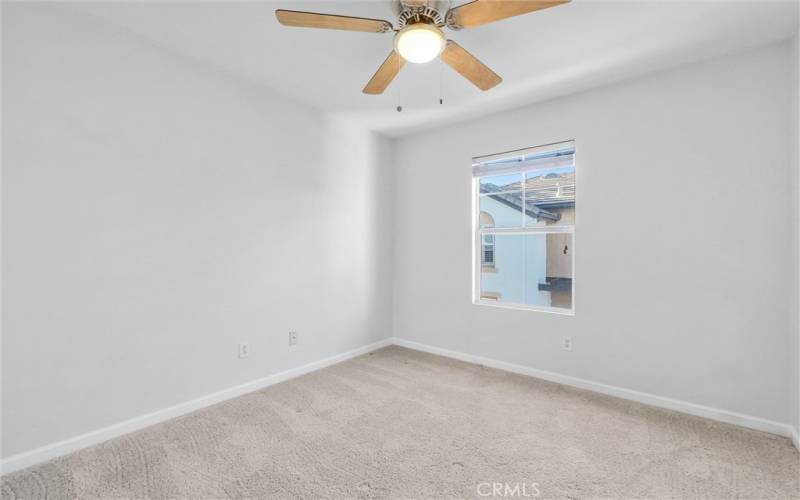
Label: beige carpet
xmin=2 ymin=346 xmax=798 ymax=499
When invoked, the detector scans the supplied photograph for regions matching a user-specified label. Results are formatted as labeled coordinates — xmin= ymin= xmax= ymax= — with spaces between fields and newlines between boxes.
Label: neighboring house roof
xmin=525 ymin=172 xmax=575 ymax=207
xmin=484 ymin=190 xmax=560 ymax=221
xmin=481 ymin=171 xmax=575 ymax=221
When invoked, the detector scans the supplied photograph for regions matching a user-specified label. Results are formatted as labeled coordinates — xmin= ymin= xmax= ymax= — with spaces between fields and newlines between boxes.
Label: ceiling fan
xmin=275 ymin=0 xmax=570 ymax=95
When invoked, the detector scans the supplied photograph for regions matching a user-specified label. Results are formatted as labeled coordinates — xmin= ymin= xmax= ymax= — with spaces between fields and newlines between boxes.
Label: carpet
xmin=2 ymin=346 xmax=798 ymax=499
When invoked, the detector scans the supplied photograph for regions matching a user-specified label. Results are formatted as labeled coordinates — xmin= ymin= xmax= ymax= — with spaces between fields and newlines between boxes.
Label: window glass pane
xmin=479 ymin=194 xmax=523 ymax=228
xmin=479 ymin=173 xmax=523 ymax=194
xmin=527 ymin=233 xmax=573 ymax=309
xmin=525 ymin=166 xmax=575 ymax=228
xmin=479 ymin=233 xmax=573 ymax=310
xmin=480 ymin=234 xmax=524 ymax=303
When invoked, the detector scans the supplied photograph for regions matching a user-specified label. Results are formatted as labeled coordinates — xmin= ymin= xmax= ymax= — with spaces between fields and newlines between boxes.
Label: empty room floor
xmin=2 ymin=346 xmax=798 ymax=499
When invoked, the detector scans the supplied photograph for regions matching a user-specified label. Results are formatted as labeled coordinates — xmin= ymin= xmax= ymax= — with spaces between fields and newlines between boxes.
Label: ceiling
xmin=71 ymin=0 xmax=798 ymax=137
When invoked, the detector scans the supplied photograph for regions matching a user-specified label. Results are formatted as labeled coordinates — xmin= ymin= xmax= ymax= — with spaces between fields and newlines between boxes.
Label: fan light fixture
xmin=394 ymin=24 xmax=445 ymax=64
xmin=275 ymin=0 xmax=572 ymax=94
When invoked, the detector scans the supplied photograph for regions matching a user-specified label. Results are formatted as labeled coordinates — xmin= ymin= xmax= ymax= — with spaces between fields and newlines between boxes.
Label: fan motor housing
xmin=392 ymin=0 xmax=451 ymax=27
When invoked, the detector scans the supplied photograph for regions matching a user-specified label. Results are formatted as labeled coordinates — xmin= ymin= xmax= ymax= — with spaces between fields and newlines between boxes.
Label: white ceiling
xmin=71 ymin=0 xmax=798 ymax=137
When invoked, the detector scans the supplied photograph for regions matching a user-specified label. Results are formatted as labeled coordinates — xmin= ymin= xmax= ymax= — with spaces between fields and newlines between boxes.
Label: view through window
xmin=473 ymin=140 xmax=575 ymax=313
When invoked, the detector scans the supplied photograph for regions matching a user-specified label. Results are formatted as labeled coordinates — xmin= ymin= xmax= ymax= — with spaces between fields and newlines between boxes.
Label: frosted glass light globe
xmin=394 ymin=24 xmax=445 ymax=64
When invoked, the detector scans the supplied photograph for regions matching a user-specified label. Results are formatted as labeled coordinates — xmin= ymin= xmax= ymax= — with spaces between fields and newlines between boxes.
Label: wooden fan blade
xmin=447 ymin=0 xmax=569 ymax=29
xmin=275 ymin=10 xmax=392 ymax=33
xmin=440 ymin=40 xmax=501 ymax=91
xmin=363 ymin=51 xmax=405 ymax=94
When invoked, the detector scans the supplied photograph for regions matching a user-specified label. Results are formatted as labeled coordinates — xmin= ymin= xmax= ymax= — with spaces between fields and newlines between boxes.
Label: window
xmin=472 ymin=141 xmax=575 ymax=313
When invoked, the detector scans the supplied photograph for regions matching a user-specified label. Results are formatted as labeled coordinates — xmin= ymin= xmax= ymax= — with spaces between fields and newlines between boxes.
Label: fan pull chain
xmin=396 ymin=56 xmax=403 ymax=112
xmin=439 ymin=59 xmax=444 ymax=105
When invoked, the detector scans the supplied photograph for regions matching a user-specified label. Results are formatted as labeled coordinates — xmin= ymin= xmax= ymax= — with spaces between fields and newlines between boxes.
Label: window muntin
xmin=473 ymin=141 xmax=575 ymax=313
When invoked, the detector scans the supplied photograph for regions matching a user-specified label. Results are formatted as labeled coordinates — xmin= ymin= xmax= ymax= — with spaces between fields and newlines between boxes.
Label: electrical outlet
xmin=562 ymin=336 xmax=572 ymax=351
xmin=288 ymin=331 xmax=298 ymax=346
xmin=238 ymin=342 xmax=250 ymax=359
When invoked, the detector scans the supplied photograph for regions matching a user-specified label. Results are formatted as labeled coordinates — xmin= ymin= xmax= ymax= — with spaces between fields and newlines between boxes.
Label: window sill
xmin=473 ymin=299 xmax=574 ymax=316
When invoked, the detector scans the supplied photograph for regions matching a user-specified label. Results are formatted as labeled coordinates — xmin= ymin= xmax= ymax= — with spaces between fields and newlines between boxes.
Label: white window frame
xmin=471 ymin=140 xmax=576 ymax=315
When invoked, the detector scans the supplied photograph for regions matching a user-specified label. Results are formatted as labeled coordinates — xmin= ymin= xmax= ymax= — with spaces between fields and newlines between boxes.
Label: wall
xmin=1 ymin=3 xmax=393 ymax=459
xmin=392 ymin=41 xmax=796 ymax=427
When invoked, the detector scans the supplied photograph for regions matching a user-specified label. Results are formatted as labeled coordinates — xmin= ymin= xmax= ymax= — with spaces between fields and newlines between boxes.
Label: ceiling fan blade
xmin=440 ymin=40 xmax=501 ymax=91
xmin=275 ymin=10 xmax=393 ymax=33
xmin=363 ymin=51 xmax=406 ymax=94
xmin=447 ymin=0 xmax=569 ymax=29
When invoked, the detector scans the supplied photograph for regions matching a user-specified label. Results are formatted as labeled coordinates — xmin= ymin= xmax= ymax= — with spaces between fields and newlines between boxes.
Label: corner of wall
xmin=369 ymin=129 xmax=398 ymax=342
xmin=376 ymin=131 xmax=398 ymax=341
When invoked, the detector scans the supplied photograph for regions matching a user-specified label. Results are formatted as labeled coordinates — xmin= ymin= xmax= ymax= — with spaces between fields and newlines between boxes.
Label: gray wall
xmin=1 ymin=4 xmax=394 ymax=458
xmin=392 ymin=41 xmax=796 ymax=426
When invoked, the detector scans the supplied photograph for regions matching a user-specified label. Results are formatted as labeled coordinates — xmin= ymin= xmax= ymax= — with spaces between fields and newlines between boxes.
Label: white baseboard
xmin=0 ymin=338 xmax=393 ymax=475
xmin=3 ymin=336 xmax=795 ymax=475
xmin=392 ymin=337 xmax=796 ymax=441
